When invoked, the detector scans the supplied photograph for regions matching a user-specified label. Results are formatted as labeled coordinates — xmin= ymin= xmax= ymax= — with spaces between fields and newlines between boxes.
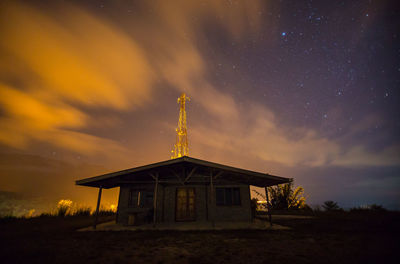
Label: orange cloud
xmin=0 ymin=2 xmax=153 ymax=109
xmin=0 ymin=1 xmax=153 ymax=155
xmin=0 ymin=0 xmax=263 ymax=159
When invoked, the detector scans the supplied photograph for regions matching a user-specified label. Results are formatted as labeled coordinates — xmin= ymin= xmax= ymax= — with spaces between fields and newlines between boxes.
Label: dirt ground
xmin=0 ymin=212 xmax=399 ymax=264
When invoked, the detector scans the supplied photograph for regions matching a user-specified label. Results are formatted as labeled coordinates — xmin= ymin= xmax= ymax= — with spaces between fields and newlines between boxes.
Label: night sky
xmin=0 ymin=0 xmax=399 ymax=213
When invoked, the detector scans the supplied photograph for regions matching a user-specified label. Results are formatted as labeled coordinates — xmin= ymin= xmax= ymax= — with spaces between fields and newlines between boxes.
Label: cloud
xmin=0 ymin=0 xmax=263 ymax=159
xmin=190 ymin=102 xmax=400 ymax=168
xmin=0 ymin=1 xmax=153 ymax=154
xmin=140 ymin=1 xmax=399 ymax=168
xmin=0 ymin=0 xmax=397 ymax=169
xmin=134 ymin=0 xmax=262 ymax=121
xmin=332 ymin=145 xmax=400 ymax=167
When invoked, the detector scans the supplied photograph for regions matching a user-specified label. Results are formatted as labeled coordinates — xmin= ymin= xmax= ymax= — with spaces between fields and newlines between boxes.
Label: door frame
xmin=175 ymin=187 xmax=196 ymax=222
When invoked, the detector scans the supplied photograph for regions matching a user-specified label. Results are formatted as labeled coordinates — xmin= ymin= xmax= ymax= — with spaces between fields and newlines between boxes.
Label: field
xmin=0 ymin=212 xmax=399 ymax=264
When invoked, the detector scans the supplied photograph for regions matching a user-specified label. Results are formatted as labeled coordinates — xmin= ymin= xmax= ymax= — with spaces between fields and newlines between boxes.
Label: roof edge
xmin=75 ymin=156 xmax=291 ymax=187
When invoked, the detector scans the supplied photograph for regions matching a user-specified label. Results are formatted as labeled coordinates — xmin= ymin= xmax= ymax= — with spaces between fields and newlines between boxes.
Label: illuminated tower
xmin=171 ymin=93 xmax=190 ymax=159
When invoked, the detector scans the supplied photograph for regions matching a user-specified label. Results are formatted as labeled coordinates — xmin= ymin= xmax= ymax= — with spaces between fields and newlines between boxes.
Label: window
xmin=128 ymin=190 xmax=140 ymax=207
xmin=128 ymin=190 xmax=153 ymax=208
xmin=216 ymin=187 xmax=241 ymax=206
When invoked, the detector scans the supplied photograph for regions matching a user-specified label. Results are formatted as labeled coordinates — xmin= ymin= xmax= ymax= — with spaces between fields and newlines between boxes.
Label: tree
xmin=267 ymin=182 xmax=307 ymax=210
xmin=322 ymin=200 xmax=342 ymax=211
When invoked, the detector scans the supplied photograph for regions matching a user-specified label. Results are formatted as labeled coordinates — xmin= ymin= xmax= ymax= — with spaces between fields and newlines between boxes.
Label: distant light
xmin=281 ymin=32 xmax=286 ymax=36
xmin=366 ymin=13 xmax=369 ymax=17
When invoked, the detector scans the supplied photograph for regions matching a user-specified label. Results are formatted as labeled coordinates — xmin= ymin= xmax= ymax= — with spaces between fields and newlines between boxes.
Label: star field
xmin=202 ymin=0 xmax=400 ymax=150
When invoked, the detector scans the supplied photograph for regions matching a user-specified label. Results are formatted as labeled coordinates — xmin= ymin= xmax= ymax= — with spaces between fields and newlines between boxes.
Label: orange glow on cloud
xmin=0 ymin=1 xmax=152 ymax=155
xmin=0 ymin=0 xmax=398 ymax=171
xmin=0 ymin=2 xmax=152 ymax=109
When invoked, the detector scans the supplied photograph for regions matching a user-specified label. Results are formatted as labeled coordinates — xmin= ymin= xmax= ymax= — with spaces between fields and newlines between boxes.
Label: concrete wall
xmin=212 ymin=184 xmax=252 ymax=222
xmin=117 ymin=181 xmax=252 ymax=225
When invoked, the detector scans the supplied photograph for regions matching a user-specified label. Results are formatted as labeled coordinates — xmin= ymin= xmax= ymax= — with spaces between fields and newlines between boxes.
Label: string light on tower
xmin=171 ymin=93 xmax=190 ymax=159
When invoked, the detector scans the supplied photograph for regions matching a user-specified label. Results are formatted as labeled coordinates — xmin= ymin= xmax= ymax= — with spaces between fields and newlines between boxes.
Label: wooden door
xmin=176 ymin=188 xmax=195 ymax=221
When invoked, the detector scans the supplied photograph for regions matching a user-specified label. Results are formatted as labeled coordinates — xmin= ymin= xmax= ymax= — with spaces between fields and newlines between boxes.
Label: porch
xmin=77 ymin=218 xmax=290 ymax=231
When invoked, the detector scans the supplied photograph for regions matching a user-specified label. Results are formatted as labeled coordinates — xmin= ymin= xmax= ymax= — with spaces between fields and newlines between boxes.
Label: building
xmin=76 ymin=156 xmax=291 ymax=227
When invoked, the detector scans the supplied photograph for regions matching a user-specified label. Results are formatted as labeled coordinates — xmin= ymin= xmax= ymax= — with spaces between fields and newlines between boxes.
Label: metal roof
xmin=75 ymin=156 xmax=291 ymax=188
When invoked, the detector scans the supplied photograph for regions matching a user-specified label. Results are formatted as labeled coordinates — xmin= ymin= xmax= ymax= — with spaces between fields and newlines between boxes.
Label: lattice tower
xmin=171 ymin=93 xmax=190 ymax=159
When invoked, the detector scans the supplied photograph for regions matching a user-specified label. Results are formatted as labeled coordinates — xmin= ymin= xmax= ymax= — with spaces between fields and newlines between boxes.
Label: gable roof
xmin=76 ymin=156 xmax=291 ymax=188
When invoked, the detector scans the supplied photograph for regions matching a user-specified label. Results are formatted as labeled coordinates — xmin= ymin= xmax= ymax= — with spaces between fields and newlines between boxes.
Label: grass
xmin=0 ymin=211 xmax=399 ymax=264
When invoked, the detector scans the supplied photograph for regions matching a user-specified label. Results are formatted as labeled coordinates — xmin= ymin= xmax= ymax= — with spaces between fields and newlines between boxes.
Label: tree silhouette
xmin=267 ymin=182 xmax=307 ymax=210
xmin=322 ymin=200 xmax=342 ymax=211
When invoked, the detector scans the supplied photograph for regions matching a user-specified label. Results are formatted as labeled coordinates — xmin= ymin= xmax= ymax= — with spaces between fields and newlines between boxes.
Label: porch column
xmin=264 ymin=187 xmax=272 ymax=227
xmin=153 ymin=175 xmax=159 ymax=227
xmin=93 ymin=186 xmax=103 ymax=230
xmin=210 ymin=170 xmax=214 ymax=227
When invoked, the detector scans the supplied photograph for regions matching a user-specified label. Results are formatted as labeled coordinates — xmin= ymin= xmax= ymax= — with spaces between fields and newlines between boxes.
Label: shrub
xmin=369 ymin=204 xmax=387 ymax=212
xmin=73 ymin=206 xmax=92 ymax=216
xmin=312 ymin=205 xmax=322 ymax=213
xmin=322 ymin=201 xmax=342 ymax=211
xmin=350 ymin=204 xmax=387 ymax=213
xmin=98 ymin=209 xmax=117 ymax=216
xmin=0 ymin=215 xmax=17 ymax=222
xmin=39 ymin=212 xmax=52 ymax=218
xmin=56 ymin=199 xmax=73 ymax=217
xmin=23 ymin=209 xmax=35 ymax=218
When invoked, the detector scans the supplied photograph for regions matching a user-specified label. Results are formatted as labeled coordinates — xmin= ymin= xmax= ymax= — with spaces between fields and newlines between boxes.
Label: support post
xmin=210 ymin=170 xmax=214 ymax=227
xmin=205 ymin=183 xmax=208 ymax=220
xmin=265 ymin=187 xmax=272 ymax=227
xmin=93 ymin=187 xmax=103 ymax=230
xmin=153 ymin=174 xmax=159 ymax=227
